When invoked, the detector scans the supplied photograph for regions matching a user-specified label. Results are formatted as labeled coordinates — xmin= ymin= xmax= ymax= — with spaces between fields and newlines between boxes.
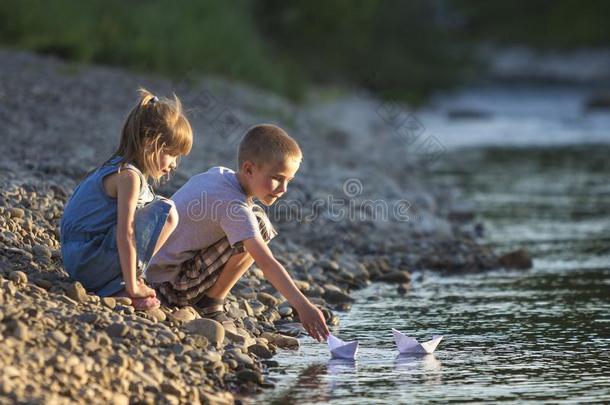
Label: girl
xmin=60 ymin=88 xmax=193 ymax=310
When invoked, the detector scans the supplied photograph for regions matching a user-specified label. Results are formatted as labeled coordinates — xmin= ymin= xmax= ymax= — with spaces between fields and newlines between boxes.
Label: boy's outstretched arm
xmin=243 ymin=236 xmax=330 ymax=342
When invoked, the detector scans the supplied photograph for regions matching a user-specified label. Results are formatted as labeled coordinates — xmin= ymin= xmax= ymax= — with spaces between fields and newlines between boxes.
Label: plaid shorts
xmin=157 ymin=204 xmax=277 ymax=306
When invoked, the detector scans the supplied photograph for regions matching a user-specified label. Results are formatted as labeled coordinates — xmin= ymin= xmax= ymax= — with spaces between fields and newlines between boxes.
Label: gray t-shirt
xmin=146 ymin=166 xmax=260 ymax=284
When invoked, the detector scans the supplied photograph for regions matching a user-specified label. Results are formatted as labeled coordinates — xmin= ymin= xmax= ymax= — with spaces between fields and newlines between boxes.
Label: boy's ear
xmin=242 ymin=160 xmax=254 ymax=176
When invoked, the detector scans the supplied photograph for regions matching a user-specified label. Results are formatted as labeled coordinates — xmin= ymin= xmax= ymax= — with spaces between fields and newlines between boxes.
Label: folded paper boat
xmin=327 ymin=333 xmax=359 ymax=360
xmin=392 ymin=328 xmax=443 ymax=354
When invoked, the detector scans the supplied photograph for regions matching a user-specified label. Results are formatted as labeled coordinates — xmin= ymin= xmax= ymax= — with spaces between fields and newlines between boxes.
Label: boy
xmin=146 ymin=124 xmax=329 ymax=342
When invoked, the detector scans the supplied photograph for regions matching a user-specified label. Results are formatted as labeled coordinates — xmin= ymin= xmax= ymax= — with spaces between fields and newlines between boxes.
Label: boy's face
xmin=246 ymin=157 xmax=300 ymax=206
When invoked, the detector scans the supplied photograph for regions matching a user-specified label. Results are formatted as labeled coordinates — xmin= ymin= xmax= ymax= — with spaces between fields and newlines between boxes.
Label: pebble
xmin=50 ymin=330 xmax=68 ymax=345
xmin=323 ymin=289 xmax=354 ymax=304
xmin=66 ymin=282 xmax=88 ymax=303
xmin=274 ymin=334 xmax=299 ymax=349
xmin=169 ymin=307 xmax=198 ymax=323
xmin=278 ymin=306 xmax=293 ymax=317
xmin=77 ymin=312 xmax=100 ymax=324
xmin=106 ymin=323 xmax=130 ymax=338
xmin=111 ymin=393 xmax=129 ymax=405
xmin=147 ymin=307 xmax=166 ymax=322
xmin=114 ymin=297 xmax=132 ymax=306
xmin=202 ymin=351 xmax=222 ymax=363
xmin=226 ymin=349 xmax=254 ymax=366
xmin=32 ymin=244 xmax=52 ymax=259
xmin=8 ymin=207 xmax=25 ymax=219
xmin=161 ymin=382 xmax=185 ymax=397
xmin=248 ymin=343 xmax=273 ymax=359
xmin=101 ymin=297 xmax=116 ymax=309
xmin=12 ymin=321 xmax=29 ymax=341
xmin=33 ymin=278 xmax=52 ymax=290
xmin=184 ymin=318 xmax=225 ymax=348
xmin=8 ymin=270 xmax=27 ymax=284
xmin=236 ymin=369 xmax=264 ymax=385
xmin=257 ymin=292 xmax=278 ymax=307
xmin=293 ymin=280 xmax=310 ymax=292
xmin=378 ymin=270 xmax=412 ymax=283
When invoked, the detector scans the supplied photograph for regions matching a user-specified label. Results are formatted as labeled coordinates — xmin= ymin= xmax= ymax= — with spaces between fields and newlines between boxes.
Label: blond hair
xmin=237 ymin=124 xmax=302 ymax=169
xmin=113 ymin=88 xmax=193 ymax=183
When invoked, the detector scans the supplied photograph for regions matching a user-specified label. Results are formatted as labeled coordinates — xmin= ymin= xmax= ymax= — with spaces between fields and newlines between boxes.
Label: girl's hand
xmin=297 ymin=301 xmax=330 ymax=342
xmin=127 ymin=281 xmax=156 ymax=298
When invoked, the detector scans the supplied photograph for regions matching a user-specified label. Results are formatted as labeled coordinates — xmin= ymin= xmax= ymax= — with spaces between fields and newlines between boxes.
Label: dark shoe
xmin=195 ymin=295 xmax=233 ymax=325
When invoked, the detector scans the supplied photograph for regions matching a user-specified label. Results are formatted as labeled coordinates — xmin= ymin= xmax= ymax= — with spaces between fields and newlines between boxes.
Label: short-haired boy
xmin=146 ymin=124 xmax=329 ymax=342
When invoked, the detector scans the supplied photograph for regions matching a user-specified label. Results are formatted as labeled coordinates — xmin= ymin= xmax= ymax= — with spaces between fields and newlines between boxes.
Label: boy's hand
xmin=242 ymin=236 xmax=330 ymax=342
xmin=297 ymin=301 xmax=330 ymax=342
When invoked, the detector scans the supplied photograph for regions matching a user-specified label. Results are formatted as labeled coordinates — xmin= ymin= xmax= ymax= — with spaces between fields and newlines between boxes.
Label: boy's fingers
xmin=306 ymin=324 xmax=321 ymax=342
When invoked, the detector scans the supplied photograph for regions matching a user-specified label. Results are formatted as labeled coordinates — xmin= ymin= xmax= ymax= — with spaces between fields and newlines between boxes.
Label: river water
xmin=254 ymin=85 xmax=610 ymax=404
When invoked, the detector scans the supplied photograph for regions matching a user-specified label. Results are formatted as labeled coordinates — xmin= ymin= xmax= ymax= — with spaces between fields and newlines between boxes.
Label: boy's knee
xmin=163 ymin=200 xmax=178 ymax=228
xmin=168 ymin=204 xmax=178 ymax=225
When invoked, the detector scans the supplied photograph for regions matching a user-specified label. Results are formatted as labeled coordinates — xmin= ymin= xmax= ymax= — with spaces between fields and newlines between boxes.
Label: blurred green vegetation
xmin=0 ymin=0 xmax=608 ymax=103
xmin=455 ymin=0 xmax=610 ymax=49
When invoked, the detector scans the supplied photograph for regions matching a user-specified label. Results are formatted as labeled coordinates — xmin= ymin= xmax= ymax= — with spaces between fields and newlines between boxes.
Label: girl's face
xmin=156 ymin=151 xmax=178 ymax=179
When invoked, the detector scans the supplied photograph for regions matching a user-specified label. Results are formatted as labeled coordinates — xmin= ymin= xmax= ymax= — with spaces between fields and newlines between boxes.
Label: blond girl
xmin=60 ymin=89 xmax=193 ymax=310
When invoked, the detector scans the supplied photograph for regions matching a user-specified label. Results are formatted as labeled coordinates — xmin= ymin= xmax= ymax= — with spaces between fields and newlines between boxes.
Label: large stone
xmin=248 ymin=343 xmax=273 ymax=359
xmin=8 ymin=207 xmax=25 ymax=219
xmin=12 ymin=321 xmax=29 ymax=341
xmin=257 ymin=292 xmax=277 ymax=307
xmin=50 ymin=330 xmax=68 ymax=345
xmin=114 ymin=297 xmax=132 ymax=306
xmin=147 ymin=307 xmax=166 ymax=322
xmin=236 ymin=369 xmax=263 ymax=385
xmin=378 ymin=270 xmax=412 ymax=283
xmin=184 ymin=318 xmax=225 ymax=348
xmin=239 ymin=300 xmax=254 ymax=317
xmin=66 ymin=281 xmax=89 ymax=303
xmin=293 ymin=280 xmax=310 ymax=292
xmin=274 ymin=334 xmax=299 ymax=349
xmin=169 ymin=307 xmax=198 ymax=323
xmin=323 ymin=289 xmax=354 ymax=305
xmin=498 ymin=248 xmax=532 ymax=269
xmin=227 ymin=327 xmax=256 ymax=349
xmin=278 ymin=306 xmax=293 ymax=317
xmin=260 ymin=332 xmax=299 ymax=349
xmin=101 ymin=297 xmax=116 ymax=309
xmin=8 ymin=270 xmax=27 ymax=285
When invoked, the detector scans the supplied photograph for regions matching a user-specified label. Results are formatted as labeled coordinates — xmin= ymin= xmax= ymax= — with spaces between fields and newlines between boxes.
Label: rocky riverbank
xmin=0 ymin=50 xmax=530 ymax=404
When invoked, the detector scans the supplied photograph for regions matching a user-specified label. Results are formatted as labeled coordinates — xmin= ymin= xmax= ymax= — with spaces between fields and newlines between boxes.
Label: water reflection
xmin=269 ymin=360 xmax=358 ymax=404
xmin=258 ymin=143 xmax=610 ymax=403
xmin=394 ymin=354 xmax=443 ymax=385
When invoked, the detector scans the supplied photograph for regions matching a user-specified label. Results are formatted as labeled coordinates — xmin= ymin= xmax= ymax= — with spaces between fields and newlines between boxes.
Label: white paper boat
xmin=392 ymin=328 xmax=443 ymax=354
xmin=327 ymin=333 xmax=359 ymax=360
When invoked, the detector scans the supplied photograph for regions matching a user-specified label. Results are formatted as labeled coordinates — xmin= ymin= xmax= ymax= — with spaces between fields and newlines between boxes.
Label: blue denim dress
xmin=60 ymin=156 xmax=172 ymax=296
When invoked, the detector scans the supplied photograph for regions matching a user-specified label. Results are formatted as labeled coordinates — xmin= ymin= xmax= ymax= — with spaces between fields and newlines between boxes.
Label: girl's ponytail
xmin=113 ymin=88 xmax=193 ymax=183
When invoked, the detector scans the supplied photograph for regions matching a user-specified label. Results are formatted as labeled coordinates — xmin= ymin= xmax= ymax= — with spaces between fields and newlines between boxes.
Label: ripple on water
xmin=255 ymin=146 xmax=610 ymax=404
